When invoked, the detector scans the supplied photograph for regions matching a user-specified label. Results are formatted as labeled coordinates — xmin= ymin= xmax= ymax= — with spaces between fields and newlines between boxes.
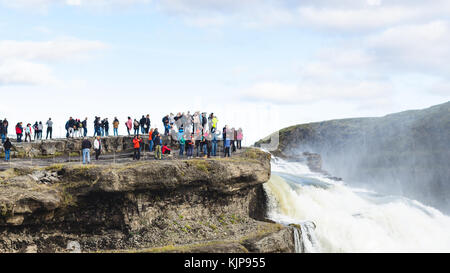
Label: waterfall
xmin=264 ymin=156 xmax=450 ymax=252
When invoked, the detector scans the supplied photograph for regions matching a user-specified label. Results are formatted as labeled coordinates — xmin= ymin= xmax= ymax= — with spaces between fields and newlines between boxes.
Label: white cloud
xmin=242 ymin=80 xmax=393 ymax=105
xmin=0 ymin=38 xmax=107 ymax=85
xmin=366 ymin=21 xmax=450 ymax=70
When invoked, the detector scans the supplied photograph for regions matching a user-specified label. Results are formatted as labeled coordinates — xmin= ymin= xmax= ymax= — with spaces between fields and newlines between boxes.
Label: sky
xmin=0 ymin=0 xmax=449 ymax=145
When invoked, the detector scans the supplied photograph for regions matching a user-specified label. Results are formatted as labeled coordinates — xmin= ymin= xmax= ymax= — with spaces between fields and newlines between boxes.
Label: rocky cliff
xmin=255 ymin=101 xmax=450 ymax=213
xmin=0 ymin=148 xmax=299 ymax=253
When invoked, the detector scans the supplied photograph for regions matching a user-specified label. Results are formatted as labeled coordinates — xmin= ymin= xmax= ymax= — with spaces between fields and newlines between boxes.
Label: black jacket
xmin=153 ymin=135 xmax=161 ymax=146
xmin=3 ymin=140 xmax=12 ymax=150
xmin=82 ymin=139 xmax=92 ymax=149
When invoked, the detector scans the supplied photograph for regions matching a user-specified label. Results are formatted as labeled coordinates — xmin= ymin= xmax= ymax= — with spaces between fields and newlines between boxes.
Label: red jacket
xmin=133 ymin=138 xmax=142 ymax=148
xmin=162 ymin=145 xmax=171 ymax=154
xmin=15 ymin=125 xmax=22 ymax=134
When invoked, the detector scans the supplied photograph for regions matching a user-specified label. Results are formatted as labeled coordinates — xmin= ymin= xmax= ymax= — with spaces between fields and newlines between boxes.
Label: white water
xmin=265 ymin=157 xmax=450 ymax=252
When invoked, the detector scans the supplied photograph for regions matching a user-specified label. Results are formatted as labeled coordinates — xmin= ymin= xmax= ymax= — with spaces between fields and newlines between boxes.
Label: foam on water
xmin=265 ymin=157 xmax=450 ymax=252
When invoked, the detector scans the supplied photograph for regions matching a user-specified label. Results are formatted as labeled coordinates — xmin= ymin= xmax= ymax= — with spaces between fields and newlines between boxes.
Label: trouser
xmin=187 ymin=145 xmax=193 ymax=157
xmin=141 ymin=127 xmax=145 ymax=134
xmin=224 ymin=147 xmax=230 ymax=157
xmin=68 ymin=127 xmax=74 ymax=137
xmin=17 ymin=134 xmax=22 ymax=142
xmin=212 ymin=142 xmax=217 ymax=156
xmin=1 ymin=134 xmax=5 ymax=143
xmin=145 ymin=127 xmax=149 ymax=134
xmin=179 ymin=144 xmax=184 ymax=156
xmin=46 ymin=128 xmax=52 ymax=139
xmin=100 ymin=127 xmax=104 ymax=136
xmin=134 ymin=148 xmax=140 ymax=160
xmin=114 ymin=128 xmax=118 ymax=136
xmin=83 ymin=128 xmax=87 ymax=137
xmin=134 ymin=128 xmax=139 ymax=135
xmin=38 ymin=131 xmax=42 ymax=139
xmin=105 ymin=129 xmax=109 ymax=136
xmin=206 ymin=142 xmax=211 ymax=158
xmin=5 ymin=149 xmax=10 ymax=161
xmin=95 ymin=149 xmax=101 ymax=160
xmin=25 ymin=133 xmax=31 ymax=142
xmin=34 ymin=131 xmax=37 ymax=140
xmin=155 ymin=145 xmax=161 ymax=160
xmin=164 ymin=125 xmax=169 ymax=136
xmin=237 ymin=140 xmax=242 ymax=149
xmin=203 ymin=143 xmax=207 ymax=155
xmin=82 ymin=148 xmax=90 ymax=164
xmin=127 ymin=128 xmax=130 ymax=135
xmin=148 ymin=140 xmax=153 ymax=152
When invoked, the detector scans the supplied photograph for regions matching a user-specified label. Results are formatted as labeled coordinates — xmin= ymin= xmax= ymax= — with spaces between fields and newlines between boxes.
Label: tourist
xmin=67 ymin=117 xmax=75 ymax=138
xmin=211 ymin=131 xmax=218 ymax=156
xmin=82 ymin=118 xmax=88 ymax=137
xmin=133 ymin=135 xmax=142 ymax=160
xmin=162 ymin=143 xmax=171 ymax=155
xmin=3 ymin=137 xmax=12 ymax=161
xmin=33 ymin=122 xmax=39 ymax=141
xmin=113 ymin=117 xmax=119 ymax=136
xmin=145 ymin=114 xmax=151 ymax=134
xmin=133 ymin=119 xmax=140 ymax=136
xmin=211 ymin=115 xmax=218 ymax=133
xmin=24 ymin=123 xmax=32 ymax=142
xmin=15 ymin=122 xmax=23 ymax=142
xmin=77 ymin=119 xmax=83 ymax=138
xmin=179 ymin=134 xmax=185 ymax=157
xmin=104 ymin=118 xmax=109 ymax=137
xmin=148 ymin=128 xmax=154 ymax=152
xmin=0 ymin=120 xmax=6 ymax=144
xmin=125 ymin=117 xmax=132 ymax=136
xmin=162 ymin=115 xmax=169 ymax=135
xmin=73 ymin=120 xmax=79 ymax=138
xmin=94 ymin=136 xmax=102 ymax=160
xmin=186 ymin=136 xmax=194 ymax=159
xmin=139 ymin=115 xmax=146 ymax=134
xmin=1 ymin=119 xmax=8 ymax=143
xmin=236 ymin=128 xmax=243 ymax=149
xmin=46 ymin=118 xmax=53 ymax=139
xmin=100 ymin=118 xmax=105 ymax=136
xmin=81 ymin=137 xmax=92 ymax=164
xmin=154 ymin=132 xmax=162 ymax=160
xmin=224 ymin=138 xmax=231 ymax=157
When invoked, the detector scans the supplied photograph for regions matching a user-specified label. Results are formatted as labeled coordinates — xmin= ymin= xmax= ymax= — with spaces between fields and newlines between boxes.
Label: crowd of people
xmin=1 ymin=112 xmax=244 ymax=163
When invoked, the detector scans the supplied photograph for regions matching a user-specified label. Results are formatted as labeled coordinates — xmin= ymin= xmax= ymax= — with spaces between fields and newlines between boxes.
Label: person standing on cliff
xmin=104 ymin=118 xmax=109 ymax=137
xmin=113 ymin=117 xmax=119 ymax=136
xmin=46 ymin=118 xmax=53 ymax=139
xmin=236 ymin=128 xmax=243 ymax=149
xmin=1 ymin=119 xmax=8 ymax=143
xmin=82 ymin=118 xmax=87 ymax=137
xmin=133 ymin=119 xmax=140 ymax=136
xmin=0 ymin=120 xmax=5 ymax=144
xmin=3 ymin=137 xmax=12 ymax=161
xmin=81 ymin=137 xmax=92 ymax=164
xmin=154 ymin=132 xmax=162 ymax=160
xmin=16 ymin=122 xmax=23 ymax=142
xmin=94 ymin=136 xmax=102 ymax=161
xmin=125 ymin=117 xmax=132 ymax=136
xmin=145 ymin=114 xmax=151 ymax=134
xmin=133 ymin=135 xmax=142 ymax=160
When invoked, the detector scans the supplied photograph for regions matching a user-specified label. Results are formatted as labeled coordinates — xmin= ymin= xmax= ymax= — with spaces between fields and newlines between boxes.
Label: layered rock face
xmin=0 ymin=148 xmax=298 ymax=253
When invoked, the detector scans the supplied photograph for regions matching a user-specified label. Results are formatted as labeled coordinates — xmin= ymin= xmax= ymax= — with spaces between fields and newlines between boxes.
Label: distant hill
xmin=256 ymin=101 xmax=450 ymax=213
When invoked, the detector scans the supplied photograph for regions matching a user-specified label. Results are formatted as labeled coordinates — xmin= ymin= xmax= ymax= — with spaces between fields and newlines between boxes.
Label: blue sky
xmin=1 ymin=0 xmax=449 ymax=144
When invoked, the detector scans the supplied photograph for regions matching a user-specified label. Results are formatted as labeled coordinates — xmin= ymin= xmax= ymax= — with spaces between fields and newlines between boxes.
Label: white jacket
xmin=94 ymin=139 xmax=101 ymax=150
